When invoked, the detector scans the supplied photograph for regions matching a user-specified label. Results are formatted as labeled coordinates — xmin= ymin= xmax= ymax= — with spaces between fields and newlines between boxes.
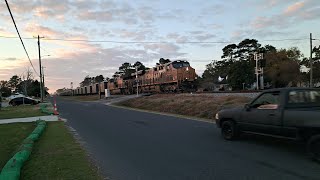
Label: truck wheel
xmin=307 ymin=135 xmax=320 ymax=162
xmin=221 ymin=120 xmax=239 ymax=140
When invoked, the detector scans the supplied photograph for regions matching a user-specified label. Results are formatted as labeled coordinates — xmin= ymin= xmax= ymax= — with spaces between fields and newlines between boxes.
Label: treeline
xmin=0 ymin=74 xmax=48 ymax=97
xmin=200 ymin=39 xmax=320 ymax=90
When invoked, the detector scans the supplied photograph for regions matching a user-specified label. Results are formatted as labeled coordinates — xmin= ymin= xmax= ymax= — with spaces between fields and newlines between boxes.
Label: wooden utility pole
xmin=310 ymin=33 xmax=313 ymax=87
xmin=42 ymin=66 xmax=45 ymax=98
xmin=38 ymin=35 xmax=43 ymax=102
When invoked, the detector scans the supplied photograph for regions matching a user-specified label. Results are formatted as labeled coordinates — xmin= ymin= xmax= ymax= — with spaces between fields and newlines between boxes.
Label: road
xmin=56 ymin=97 xmax=320 ymax=180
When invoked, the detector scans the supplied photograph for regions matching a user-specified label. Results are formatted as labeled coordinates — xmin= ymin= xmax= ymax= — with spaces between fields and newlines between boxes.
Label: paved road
xmin=56 ymin=97 xmax=320 ymax=180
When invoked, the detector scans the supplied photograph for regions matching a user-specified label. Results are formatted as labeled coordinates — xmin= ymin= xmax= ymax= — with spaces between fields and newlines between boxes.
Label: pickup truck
xmin=215 ymin=88 xmax=320 ymax=160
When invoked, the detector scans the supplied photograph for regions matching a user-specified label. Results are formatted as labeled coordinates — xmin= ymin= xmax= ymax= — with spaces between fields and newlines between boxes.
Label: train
xmin=59 ymin=60 xmax=197 ymax=96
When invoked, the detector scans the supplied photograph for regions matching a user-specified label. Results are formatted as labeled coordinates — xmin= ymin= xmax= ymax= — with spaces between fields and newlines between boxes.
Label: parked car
xmin=9 ymin=97 xmax=40 ymax=106
xmin=8 ymin=93 xmax=25 ymax=100
xmin=215 ymin=88 xmax=320 ymax=161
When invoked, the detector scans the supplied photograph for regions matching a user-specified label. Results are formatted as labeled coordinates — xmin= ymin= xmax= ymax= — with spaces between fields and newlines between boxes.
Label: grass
xmin=60 ymin=95 xmax=101 ymax=101
xmin=0 ymin=123 xmax=35 ymax=170
xmin=0 ymin=105 xmax=46 ymax=120
xmin=117 ymin=94 xmax=252 ymax=121
xmin=21 ymin=122 xmax=102 ymax=180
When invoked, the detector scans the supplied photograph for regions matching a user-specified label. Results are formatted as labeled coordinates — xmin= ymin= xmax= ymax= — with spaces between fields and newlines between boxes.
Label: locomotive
xmin=62 ymin=60 xmax=197 ymax=96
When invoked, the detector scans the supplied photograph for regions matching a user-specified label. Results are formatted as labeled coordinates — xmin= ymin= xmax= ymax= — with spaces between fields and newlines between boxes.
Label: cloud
xmin=114 ymin=29 xmax=152 ymax=41
xmin=166 ymin=33 xmax=189 ymax=43
xmin=4 ymin=57 xmax=18 ymax=61
xmin=250 ymin=0 xmax=319 ymax=30
xmin=284 ymin=1 xmax=305 ymax=15
xmin=24 ymin=23 xmax=61 ymax=38
xmin=201 ymin=4 xmax=225 ymax=16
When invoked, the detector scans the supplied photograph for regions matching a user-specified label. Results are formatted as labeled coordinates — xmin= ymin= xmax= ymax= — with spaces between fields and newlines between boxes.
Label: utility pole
xmin=37 ymin=35 xmax=43 ymax=102
xmin=42 ymin=66 xmax=45 ymax=98
xmin=136 ymin=66 xmax=139 ymax=97
xmin=70 ymin=82 xmax=73 ymax=96
xmin=310 ymin=33 xmax=313 ymax=87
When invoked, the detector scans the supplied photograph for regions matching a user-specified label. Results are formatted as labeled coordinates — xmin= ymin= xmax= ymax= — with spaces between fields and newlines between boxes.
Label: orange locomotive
xmin=132 ymin=60 xmax=197 ymax=93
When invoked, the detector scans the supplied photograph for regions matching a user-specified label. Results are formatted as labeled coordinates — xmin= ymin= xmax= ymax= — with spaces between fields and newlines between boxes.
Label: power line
xmin=4 ymin=0 xmax=39 ymax=76
xmin=0 ymin=34 xmax=310 ymax=44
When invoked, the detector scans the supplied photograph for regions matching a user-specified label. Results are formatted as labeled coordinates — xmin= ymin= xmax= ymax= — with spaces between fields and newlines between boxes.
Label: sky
xmin=0 ymin=0 xmax=320 ymax=93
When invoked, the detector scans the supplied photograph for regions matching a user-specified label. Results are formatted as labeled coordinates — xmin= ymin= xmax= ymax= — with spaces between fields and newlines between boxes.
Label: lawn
xmin=21 ymin=122 xmax=102 ymax=180
xmin=0 ymin=123 xmax=35 ymax=170
xmin=116 ymin=94 xmax=252 ymax=121
xmin=0 ymin=105 xmax=46 ymax=120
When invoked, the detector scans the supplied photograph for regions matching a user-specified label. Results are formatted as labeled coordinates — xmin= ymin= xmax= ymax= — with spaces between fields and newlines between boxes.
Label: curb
xmin=0 ymin=120 xmax=47 ymax=180
xmin=0 ymin=116 xmax=59 ymax=124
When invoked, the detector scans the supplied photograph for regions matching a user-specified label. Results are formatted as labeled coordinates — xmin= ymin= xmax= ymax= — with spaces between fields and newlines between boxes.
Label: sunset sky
xmin=0 ymin=0 xmax=319 ymax=93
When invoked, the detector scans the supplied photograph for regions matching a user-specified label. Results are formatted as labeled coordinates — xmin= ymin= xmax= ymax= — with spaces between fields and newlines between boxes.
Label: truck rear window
xmin=288 ymin=90 xmax=320 ymax=105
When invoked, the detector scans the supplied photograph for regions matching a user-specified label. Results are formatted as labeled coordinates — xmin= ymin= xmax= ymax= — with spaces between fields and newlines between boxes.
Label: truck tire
xmin=221 ymin=120 xmax=239 ymax=140
xmin=307 ymin=135 xmax=320 ymax=162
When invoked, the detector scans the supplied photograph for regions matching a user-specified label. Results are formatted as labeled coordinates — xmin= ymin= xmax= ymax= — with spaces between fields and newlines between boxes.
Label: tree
xmin=312 ymin=46 xmax=320 ymax=84
xmin=221 ymin=44 xmax=237 ymax=61
xmin=133 ymin=61 xmax=146 ymax=71
xmin=8 ymin=75 xmax=21 ymax=92
xmin=19 ymin=68 xmax=33 ymax=96
xmin=118 ymin=62 xmax=134 ymax=78
xmin=94 ymin=75 xmax=104 ymax=83
xmin=0 ymin=81 xmax=11 ymax=97
xmin=159 ymin=58 xmax=171 ymax=64
xmin=264 ymin=48 xmax=302 ymax=87
xmin=80 ymin=75 xmax=93 ymax=87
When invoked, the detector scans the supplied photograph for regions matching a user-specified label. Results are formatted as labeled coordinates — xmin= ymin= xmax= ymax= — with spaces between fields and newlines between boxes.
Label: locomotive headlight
xmin=186 ymin=67 xmax=189 ymax=71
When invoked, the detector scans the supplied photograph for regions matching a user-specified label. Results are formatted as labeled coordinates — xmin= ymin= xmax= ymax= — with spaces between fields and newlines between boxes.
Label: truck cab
xmin=215 ymin=88 xmax=320 ymax=161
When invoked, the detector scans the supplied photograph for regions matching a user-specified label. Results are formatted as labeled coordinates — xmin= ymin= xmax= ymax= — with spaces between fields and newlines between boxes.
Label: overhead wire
xmin=0 ymin=35 xmax=310 ymax=44
xmin=3 ymin=0 xmax=39 ymax=76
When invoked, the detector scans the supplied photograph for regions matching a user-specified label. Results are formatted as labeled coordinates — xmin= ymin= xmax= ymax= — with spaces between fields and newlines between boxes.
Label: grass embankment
xmin=0 ymin=105 xmax=46 ymax=120
xmin=117 ymin=94 xmax=252 ymax=121
xmin=21 ymin=122 xmax=101 ymax=180
xmin=0 ymin=122 xmax=101 ymax=179
xmin=0 ymin=123 xmax=35 ymax=170
xmin=60 ymin=95 xmax=101 ymax=102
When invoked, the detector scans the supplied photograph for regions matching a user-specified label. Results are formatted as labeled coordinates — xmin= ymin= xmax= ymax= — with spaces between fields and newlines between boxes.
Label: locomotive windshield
xmin=172 ymin=61 xmax=190 ymax=69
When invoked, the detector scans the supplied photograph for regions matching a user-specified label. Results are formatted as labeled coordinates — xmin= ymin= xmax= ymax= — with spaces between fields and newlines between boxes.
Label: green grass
xmin=0 ymin=123 xmax=35 ymax=170
xmin=0 ymin=105 xmax=46 ymax=120
xmin=21 ymin=122 xmax=102 ymax=180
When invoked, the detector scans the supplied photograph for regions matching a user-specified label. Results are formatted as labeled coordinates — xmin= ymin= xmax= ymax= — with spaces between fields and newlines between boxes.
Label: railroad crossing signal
xmin=254 ymin=53 xmax=265 ymax=90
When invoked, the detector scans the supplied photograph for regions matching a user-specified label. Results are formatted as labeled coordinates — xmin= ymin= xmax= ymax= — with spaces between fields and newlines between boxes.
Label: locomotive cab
xmin=171 ymin=60 xmax=190 ymax=69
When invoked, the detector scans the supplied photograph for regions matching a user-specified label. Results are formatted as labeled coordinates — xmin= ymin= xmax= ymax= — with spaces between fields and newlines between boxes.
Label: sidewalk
xmin=0 ymin=115 xmax=59 ymax=124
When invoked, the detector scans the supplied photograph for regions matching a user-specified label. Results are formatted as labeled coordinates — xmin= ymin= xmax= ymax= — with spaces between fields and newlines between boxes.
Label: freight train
xmin=60 ymin=60 xmax=197 ymax=96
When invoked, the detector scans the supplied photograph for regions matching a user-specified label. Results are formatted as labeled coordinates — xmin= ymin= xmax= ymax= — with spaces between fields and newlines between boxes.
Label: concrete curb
xmin=0 ymin=116 xmax=59 ymax=124
xmin=107 ymin=104 xmax=215 ymax=124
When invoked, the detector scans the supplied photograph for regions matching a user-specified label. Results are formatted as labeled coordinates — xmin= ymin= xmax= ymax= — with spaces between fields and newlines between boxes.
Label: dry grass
xmin=59 ymin=95 xmax=101 ymax=101
xmin=117 ymin=94 xmax=252 ymax=121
